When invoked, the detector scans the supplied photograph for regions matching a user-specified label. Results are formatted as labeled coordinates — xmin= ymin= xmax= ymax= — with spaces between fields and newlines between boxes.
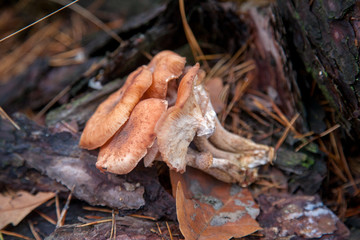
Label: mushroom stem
xmin=194 ymin=136 xmax=242 ymax=167
xmin=185 ymin=148 xmax=258 ymax=186
xmin=210 ymin=117 xmax=273 ymax=154
xmin=195 ymin=135 xmax=271 ymax=170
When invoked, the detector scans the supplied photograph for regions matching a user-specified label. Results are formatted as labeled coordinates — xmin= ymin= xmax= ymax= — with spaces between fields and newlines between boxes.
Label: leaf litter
xmin=171 ymin=167 xmax=261 ymax=240
xmin=0 ymin=190 xmax=55 ymax=229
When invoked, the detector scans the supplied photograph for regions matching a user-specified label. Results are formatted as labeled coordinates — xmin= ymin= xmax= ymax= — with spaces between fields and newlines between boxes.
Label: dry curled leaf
xmin=0 ymin=190 xmax=55 ymax=229
xmin=171 ymin=167 xmax=261 ymax=240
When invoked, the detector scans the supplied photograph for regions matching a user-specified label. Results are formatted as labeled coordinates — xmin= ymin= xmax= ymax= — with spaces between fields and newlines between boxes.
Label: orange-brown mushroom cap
xmin=79 ymin=66 xmax=153 ymax=150
xmin=96 ymin=98 xmax=168 ymax=174
xmin=142 ymin=51 xmax=185 ymax=99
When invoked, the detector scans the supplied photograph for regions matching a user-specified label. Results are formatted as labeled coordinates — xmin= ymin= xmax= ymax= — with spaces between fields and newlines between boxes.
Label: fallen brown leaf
xmin=171 ymin=167 xmax=261 ymax=240
xmin=0 ymin=190 xmax=55 ymax=229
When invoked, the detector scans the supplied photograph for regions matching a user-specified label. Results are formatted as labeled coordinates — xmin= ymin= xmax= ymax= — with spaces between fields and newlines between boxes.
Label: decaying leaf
xmin=171 ymin=167 xmax=261 ymax=240
xmin=0 ymin=190 xmax=55 ymax=229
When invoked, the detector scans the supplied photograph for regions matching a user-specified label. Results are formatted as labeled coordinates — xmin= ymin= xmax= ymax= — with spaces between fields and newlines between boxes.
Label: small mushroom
xmin=155 ymin=64 xmax=215 ymax=173
xmin=142 ymin=51 xmax=186 ymax=99
xmin=79 ymin=66 xmax=153 ymax=150
xmin=96 ymin=98 xmax=168 ymax=174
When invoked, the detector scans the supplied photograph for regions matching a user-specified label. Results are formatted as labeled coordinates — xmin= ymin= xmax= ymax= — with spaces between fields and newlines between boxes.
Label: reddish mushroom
xmin=142 ymin=51 xmax=186 ymax=99
xmin=79 ymin=50 xmax=274 ymax=186
xmin=79 ymin=66 xmax=152 ymax=150
xmin=96 ymin=98 xmax=168 ymax=174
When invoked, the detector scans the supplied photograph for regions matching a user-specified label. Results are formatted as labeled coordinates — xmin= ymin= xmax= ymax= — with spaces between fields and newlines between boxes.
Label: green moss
xmin=303 ymin=142 xmax=319 ymax=154
xmin=301 ymin=157 xmax=315 ymax=168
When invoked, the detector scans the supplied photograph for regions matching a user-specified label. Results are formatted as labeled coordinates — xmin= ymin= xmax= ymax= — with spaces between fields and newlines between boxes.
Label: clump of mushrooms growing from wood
xmin=79 ymin=51 xmax=274 ymax=186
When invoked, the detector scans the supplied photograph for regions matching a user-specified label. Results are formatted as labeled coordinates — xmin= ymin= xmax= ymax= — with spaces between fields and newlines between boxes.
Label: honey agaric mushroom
xmin=155 ymin=63 xmax=216 ymax=173
xmin=79 ymin=66 xmax=152 ymax=150
xmin=79 ymin=50 xmax=274 ymax=186
xmin=154 ymin=62 xmax=273 ymax=184
xmin=142 ymin=51 xmax=186 ymax=99
xmin=96 ymin=98 xmax=168 ymax=174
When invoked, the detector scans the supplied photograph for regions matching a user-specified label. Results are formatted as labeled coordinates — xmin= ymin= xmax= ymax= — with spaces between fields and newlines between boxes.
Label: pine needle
xmin=83 ymin=206 xmax=115 ymax=214
xmin=0 ymin=230 xmax=32 ymax=240
xmin=51 ymin=0 xmax=122 ymax=44
xmin=295 ymin=124 xmax=341 ymax=152
xmin=275 ymin=113 xmax=300 ymax=151
xmin=0 ymin=107 xmax=20 ymax=130
xmin=166 ymin=222 xmax=173 ymax=240
xmin=35 ymin=210 xmax=57 ymax=225
xmin=56 ymin=187 xmax=74 ymax=227
xmin=179 ymin=0 xmax=209 ymax=70
xmin=0 ymin=0 xmax=80 ymax=43
xmin=129 ymin=214 xmax=157 ymax=221
xmin=28 ymin=221 xmax=42 ymax=240
xmin=77 ymin=219 xmax=112 ymax=227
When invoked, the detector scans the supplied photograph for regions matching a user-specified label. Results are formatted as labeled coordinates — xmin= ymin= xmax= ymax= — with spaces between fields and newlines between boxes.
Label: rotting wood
xmin=0 ymin=113 xmax=145 ymax=210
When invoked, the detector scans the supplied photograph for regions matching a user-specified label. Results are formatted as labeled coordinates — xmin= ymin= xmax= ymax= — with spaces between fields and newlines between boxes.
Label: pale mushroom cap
xmin=96 ymin=98 xmax=168 ymax=174
xmin=79 ymin=66 xmax=152 ymax=150
xmin=155 ymin=64 xmax=202 ymax=172
xmin=147 ymin=50 xmax=180 ymax=71
xmin=143 ymin=51 xmax=186 ymax=99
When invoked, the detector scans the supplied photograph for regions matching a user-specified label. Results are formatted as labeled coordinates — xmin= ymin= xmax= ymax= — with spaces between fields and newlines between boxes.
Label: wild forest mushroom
xmin=142 ymin=51 xmax=186 ymax=99
xmin=79 ymin=66 xmax=152 ymax=149
xmin=96 ymin=98 xmax=167 ymax=174
xmin=155 ymin=63 xmax=216 ymax=173
xmin=79 ymin=50 xmax=274 ymax=185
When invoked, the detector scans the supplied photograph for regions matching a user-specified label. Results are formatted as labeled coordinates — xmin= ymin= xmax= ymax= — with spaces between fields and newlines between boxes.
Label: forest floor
xmin=0 ymin=1 xmax=359 ymax=239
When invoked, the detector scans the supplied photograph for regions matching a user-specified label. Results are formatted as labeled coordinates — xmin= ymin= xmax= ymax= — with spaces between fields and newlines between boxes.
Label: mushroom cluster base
xmin=79 ymin=51 xmax=274 ymax=186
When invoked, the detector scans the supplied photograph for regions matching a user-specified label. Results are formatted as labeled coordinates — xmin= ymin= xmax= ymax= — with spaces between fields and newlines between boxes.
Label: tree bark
xmin=277 ymin=0 xmax=360 ymax=139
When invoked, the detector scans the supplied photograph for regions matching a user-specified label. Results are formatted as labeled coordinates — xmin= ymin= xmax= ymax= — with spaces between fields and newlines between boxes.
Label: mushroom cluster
xmin=79 ymin=51 xmax=274 ymax=186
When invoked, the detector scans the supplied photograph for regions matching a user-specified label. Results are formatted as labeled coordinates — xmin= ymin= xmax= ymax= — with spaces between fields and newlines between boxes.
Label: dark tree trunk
xmin=277 ymin=0 xmax=360 ymax=139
